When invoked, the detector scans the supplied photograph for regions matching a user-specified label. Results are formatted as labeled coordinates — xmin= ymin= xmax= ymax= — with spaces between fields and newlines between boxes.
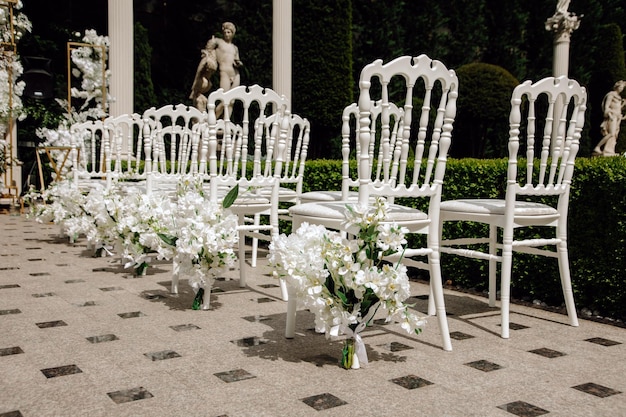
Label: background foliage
xmin=13 ymin=0 xmax=626 ymax=159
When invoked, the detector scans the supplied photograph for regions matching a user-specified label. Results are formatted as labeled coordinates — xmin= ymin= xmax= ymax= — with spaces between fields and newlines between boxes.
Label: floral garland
xmin=268 ymin=197 xmax=426 ymax=369
xmin=0 ymin=0 xmax=31 ymax=129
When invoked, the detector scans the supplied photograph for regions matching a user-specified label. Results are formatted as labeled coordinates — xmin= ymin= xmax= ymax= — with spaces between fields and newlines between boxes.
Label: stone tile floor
xmin=0 ymin=213 xmax=624 ymax=416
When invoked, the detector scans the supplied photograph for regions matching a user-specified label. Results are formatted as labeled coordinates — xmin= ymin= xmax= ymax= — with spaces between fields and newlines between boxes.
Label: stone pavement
xmin=0 ymin=213 xmax=624 ymax=416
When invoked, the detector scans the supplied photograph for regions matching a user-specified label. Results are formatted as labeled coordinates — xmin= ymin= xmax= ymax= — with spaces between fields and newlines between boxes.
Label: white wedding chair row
xmin=204 ymin=84 xmax=291 ymax=294
xmin=286 ymin=54 xmax=459 ymax=351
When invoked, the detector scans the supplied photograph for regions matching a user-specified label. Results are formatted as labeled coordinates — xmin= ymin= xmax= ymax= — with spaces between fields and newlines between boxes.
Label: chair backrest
xmin=142 ymin=104 xmax=206 ymax=175
xmin=356 ymin=54 xmax=459 ymax=207
xmin=70 ymin=119 xmax=110 ymax=182
xmin=104 ymin=113 xmax=147 ymax=179
xmin=340 ymin=100 xmax=405 ymax=200
xmin=206 ymin=84 xmax=290 ymax=203
xmin=261 ymin=112 xmax=311 ymax=194
xmin=508 ymin=76 xmax=587 ymax=202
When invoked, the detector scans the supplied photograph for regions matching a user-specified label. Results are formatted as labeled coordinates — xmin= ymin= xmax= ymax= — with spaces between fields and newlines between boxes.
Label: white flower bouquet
xmin=168 ymin=179 xmax=239 ymax=309
xmin=268 ymin=197 xmax=426 ymax=369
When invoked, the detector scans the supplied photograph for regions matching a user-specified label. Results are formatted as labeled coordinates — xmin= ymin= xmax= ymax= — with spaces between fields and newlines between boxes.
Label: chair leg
xmin=429 ymin=253 xmax=452 ymax=351
xmin=171 ymin=259 xmax=179 ymax=294
xmin=488 ymin=225 xmax=497 ymax=307
xmin=279 ymin=278 xmax=288 ymax=301
xmin=499 ymin=241 xmax=514 ymax=339
xmin=238 ymin=219 xmax=247 ymax=288
xmin=285 ymin=286 xmax=297 ymax=338
xmin=557 ymin=238 xmax=579 ymax=327
xmin=250 ymin=213 xmax=261 ymax=268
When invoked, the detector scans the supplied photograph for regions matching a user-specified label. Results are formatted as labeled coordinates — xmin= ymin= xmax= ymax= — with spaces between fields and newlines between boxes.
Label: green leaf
xmin=158 ymin=233 xmax=178 ymax=246
xmin=222 ymin=185 xmax=239 ymax=208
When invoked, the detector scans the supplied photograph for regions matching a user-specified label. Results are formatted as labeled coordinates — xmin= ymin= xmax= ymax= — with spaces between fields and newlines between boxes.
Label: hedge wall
xmin=300 ymin=156 xmax=626 ymax=321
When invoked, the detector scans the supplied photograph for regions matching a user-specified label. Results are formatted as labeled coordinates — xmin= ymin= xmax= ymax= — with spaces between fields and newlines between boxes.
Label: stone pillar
xmin=545 ymin=3 xmax=581 ymax=151
xmin=273 ymin=0 xmax=292 ymax=104
xmin=107 ymin=0 xmax=134 ymax=117
xmin=545 ymin=8 xmax=581 ymax=77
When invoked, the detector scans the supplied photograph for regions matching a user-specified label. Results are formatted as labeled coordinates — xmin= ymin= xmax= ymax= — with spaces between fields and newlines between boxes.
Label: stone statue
xmin=556 ymin=0 xmax=571 ymax=15
xmin=593 ymin=80 xmax=626 ymax=156
xmin=189 ymin=22 xmax=243 ymax=111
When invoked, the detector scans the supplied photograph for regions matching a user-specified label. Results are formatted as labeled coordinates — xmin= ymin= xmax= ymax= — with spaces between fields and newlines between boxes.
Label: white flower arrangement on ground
xmin=168 ymin=179 xmax=239 ymax=309
xmin=24 ymin=180 xmax=87 ymax=241
xmin=110 ymin=190 xmax=177 ymax=275
xmin=268 ymin=197 xmax=426 ymax=369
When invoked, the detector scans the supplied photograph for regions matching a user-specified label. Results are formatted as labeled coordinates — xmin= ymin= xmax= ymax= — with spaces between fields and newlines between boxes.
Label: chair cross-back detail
xmin=250 ymin=112 xmax=311 ymax=268
xmin=287 ymin=55 xmax=459 ymax=351
xmin=70 ymin=120 xmax=111 ymax=190
xmin=104 ymin=113 xmax=148 ymax=186
xmin=439 ymin=76 xmax=587 ymax=339
xmin=141 ymin=104 xmax=207 ymax=194
xmin=206 ymin=84 xmax=290 ymax=289
xmin=298 ymin=100 xmax=403 ymax=204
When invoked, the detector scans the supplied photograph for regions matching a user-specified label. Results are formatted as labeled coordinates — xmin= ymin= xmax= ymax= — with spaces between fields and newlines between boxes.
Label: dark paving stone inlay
xmin=170 ymin=324 xmax=201 ymax=331
xmin=65 ymin=279 xmax=85 ymax=284
xmin=214 ymin=369 xmax=256 ymax=383
xmin=301 ymin=393 xmax=348 ymax=411
xmin=27 ymin=258 xmax=44 ymax=261
xmin=258 ymin=283 xmax=279 ymax=288
xmin=25 ymin=247 xmax=42 ymax=250
xmin=0 ymin=308 xmax=21 ymax=315
xmin=0 ymin=410 xmax=24 ymax=417
xmin=390 ymin=374 xmax=434 ymax=389
xmin=242 ymin=315 xmax=272 ymax=323
xmin=379 ymin=341 xmax=413 ymax=352
xmin=100 ymin=286 xmax=124 ymax=291
xmin=211 ymin=287 xmax=224 ymax=293
xmin=528 ymin=347 xmax=566 ymax=358
xmin=497 ymin=401 xmax=549 ymax=416
xmin=465 ymin=359 xmax=503 ymax=372
xmin=256 ymin=297 xmax=276 ymax=303
xmin=29 ymin=272 xmax=50 ymax=277
xmin=118 ymin=311 xmax=145 ymax=319
xmin=36 ymin=320 xmax=67 ymax=328
xmin=572 ymin=382 xmax=622 ymax=398
xmin=450 ymin=331 xmax=475 ymax=340
xmin=0 ymin=284 xmax=20 ymax=289
xmin=32 ymin=292 xmax=55 ymax=298
xmin=77 ymin=301 xmax=97 ymax=307
xmin=107 ymin=386 xmax=154 ymax=404
xmin=86 ymin=334 xmax=119 ymax=344
xmin=0 ymin=346 xmax=24 ymax=356
xmin=585 ymin=337 xmax=621 ymax=346
xmin=41 ymin=364 xmax=82 ymax=378
xmin=373 ymin=318 xmax=389 ymax=326
xmin=0 ymin=267 xmax=19 ymax=271
xmin=93 ymin=267 xmax=109 ymax=272
xmin=144 ymin=350 xmax=181 ymax=361
xmin=231 ymin=336 xmax=270 ymax=347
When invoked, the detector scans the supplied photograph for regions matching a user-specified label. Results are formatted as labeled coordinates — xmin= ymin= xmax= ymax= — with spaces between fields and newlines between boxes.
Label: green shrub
xmin=301 ymin=156 xmax=626 ymax=321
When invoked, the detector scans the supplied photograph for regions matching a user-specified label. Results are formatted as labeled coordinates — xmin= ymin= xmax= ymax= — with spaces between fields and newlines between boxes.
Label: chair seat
xmin=298 ymin=190 xmax=356 ymax=203
xmin=290 ymin=201 xmax=428 ymax=222
xmin=441 ymin=199 xmax=558 ymax=216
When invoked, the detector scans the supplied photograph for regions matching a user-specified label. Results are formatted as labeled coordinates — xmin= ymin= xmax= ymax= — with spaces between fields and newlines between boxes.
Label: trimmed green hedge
xmin=301 ymin=157 xmax=626 ymax=321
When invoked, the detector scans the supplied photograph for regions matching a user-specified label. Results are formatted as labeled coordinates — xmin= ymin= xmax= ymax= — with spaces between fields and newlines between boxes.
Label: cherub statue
xmin=593 ymin=80 xmax=626 ymax=156
xmin=189 ymin=22 xmax=243 ymax=111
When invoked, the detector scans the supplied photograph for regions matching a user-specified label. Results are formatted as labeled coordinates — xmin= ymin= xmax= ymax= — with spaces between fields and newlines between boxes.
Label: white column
xmin=108 ymin=0 xmax=134 ymax=116
xmin=273 ymin=0 xmax=292 ymax=104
